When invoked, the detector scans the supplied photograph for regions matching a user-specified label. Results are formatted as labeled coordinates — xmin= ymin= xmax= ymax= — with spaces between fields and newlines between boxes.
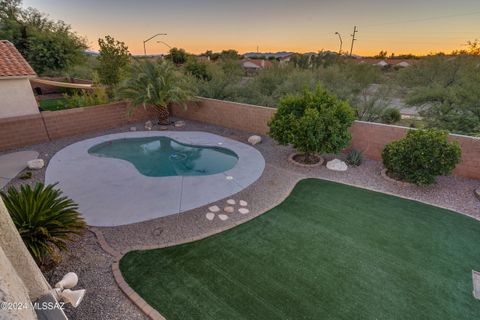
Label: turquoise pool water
xmin=88 ymin=137 xmax=238 ymax=177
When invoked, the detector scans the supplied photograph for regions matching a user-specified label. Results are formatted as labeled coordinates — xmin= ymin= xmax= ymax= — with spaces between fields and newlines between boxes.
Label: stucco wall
xmin=0 ymin=78 xmax=39 ymax=118
xmin=0 ymin=246 xmax=38 ymax=320
xmin=0 ymin=198 xmax=51 ymax=301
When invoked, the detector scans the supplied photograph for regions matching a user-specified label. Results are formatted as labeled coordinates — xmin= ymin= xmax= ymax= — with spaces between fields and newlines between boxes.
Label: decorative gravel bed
xmin=2 ymin=118 xmax=479 ymax=319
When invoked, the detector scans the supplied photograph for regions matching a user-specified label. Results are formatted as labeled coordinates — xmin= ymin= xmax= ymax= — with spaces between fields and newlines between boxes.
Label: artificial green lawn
xmin=120 ymin=179 xmax=480 ymax=319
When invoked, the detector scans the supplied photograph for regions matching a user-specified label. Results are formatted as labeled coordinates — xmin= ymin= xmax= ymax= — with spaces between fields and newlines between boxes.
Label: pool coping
xmin=45 ymin=131 xmax=265 ymax=227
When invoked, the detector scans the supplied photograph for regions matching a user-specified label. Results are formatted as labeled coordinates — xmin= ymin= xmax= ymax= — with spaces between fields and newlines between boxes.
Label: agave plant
xmin=117 ymin=60 xmax=197 ymax=124
xmin=0 ymin=183 xmax=86 ymax=266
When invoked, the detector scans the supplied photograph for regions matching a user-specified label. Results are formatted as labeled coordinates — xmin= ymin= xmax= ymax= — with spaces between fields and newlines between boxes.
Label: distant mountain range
xmin=243 ymin=51 xmax=295 ymax=59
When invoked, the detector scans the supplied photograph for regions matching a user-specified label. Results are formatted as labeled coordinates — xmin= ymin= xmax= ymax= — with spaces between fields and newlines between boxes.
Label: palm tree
xmin=117 ymin=59 xmax=197 ymax=124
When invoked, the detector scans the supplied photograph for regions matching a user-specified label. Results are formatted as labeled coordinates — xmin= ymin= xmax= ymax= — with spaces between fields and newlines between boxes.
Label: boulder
xmin=239 ymin=200 xmax=248 ymax=207
xmin=475 ymin=188 xmax=480 ymax=201
xmin=248 ymin=135 xmax=262 ymax=145
xmin=174 ymin=120 xmax=186 ymax=128
xmin=226 ymin=199 xmax=236 ymax=205
xmin=326 ymin=159 xmax=348 ymax=172
xmin=144 ymin=121 xmax=153 ymax=130
xmin=27 ymin=159 xmax=44 ymax=170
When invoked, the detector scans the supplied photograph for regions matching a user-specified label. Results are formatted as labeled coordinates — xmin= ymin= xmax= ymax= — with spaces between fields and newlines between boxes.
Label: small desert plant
xmin=269 ymin=86 xmax=355 ymax=163
xmin=0 ymin=183 xmax=86 ymax=267
xmin=382 ymin=129 xmax=461 ymax=185
xmin=346 ymin=149 xmax=363 ymax=166
xmin=381 ymin=108 xmax=401 ymax=124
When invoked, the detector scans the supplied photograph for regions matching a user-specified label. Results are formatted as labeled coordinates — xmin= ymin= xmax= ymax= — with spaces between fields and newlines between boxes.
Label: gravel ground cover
xmin=2 ymin=118 xmax=479 ymax=319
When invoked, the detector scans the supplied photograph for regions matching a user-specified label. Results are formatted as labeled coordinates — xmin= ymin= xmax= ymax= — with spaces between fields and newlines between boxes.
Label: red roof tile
xmin=0 ymin=40 xmax=36 ymax=78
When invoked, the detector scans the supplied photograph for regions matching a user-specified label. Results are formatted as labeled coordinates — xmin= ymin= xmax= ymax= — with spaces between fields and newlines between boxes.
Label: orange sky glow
xmin=23 ymin=0 xmax=480 ymax=56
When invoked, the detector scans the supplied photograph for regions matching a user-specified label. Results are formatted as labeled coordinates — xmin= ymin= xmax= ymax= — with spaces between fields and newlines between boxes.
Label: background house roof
xmin=0 ymin=40 xmax=37 ymax=78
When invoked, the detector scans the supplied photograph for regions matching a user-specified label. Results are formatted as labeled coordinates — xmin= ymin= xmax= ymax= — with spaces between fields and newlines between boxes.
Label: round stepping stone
xmin=238 ymin=208 xmax=250 ymax=215
xmin=209 ymin=205 xmax=220 ymax=212
xmin=206 ymin=212 xmax=215 ymax=221
xmin=226 ymin=176 xmax=234 ymax=180
xmin=226 ymin=199 xmax=236 ymax=205
xmin=239 ymin=200 xmax=248 ymax=207
xmin=218 ymin=214 xmax=229 ymax=221
xmin=224 ymin=206 xmax=235 ymax=213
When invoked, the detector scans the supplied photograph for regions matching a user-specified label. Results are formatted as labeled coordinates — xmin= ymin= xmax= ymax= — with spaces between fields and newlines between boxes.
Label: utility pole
xmin=349 ymin=26 xmax=358 ymax=57
xmin=334 ymin=32 xmax=343 ymax=55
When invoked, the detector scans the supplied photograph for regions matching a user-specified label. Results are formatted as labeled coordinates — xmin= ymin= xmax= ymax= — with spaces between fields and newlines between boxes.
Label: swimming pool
xmin=46 ymin=131 xmax=265 ymax=226
xmin=88 ymin=137 xmax=238 ymax=177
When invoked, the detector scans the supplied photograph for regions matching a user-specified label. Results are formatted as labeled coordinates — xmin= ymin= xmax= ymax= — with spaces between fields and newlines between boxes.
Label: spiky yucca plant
xmin=117 ymin=60 xmax=197 ymax=124
xmin=0 ymin=183 xmax=86 ymax=266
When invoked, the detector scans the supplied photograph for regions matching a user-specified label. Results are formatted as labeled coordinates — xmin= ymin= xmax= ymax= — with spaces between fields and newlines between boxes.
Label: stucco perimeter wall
xmin=0 ymin=78 xmax=39 ymax=118
xmin=0 ymin=102 xmax=158 ymax=150
xmin=172 ymin=97 xmax=480 ymax=180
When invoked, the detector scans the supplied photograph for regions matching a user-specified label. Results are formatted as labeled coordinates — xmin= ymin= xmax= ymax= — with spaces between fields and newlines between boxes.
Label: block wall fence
xmin=0 ymin=97 xmax=478 ymax=179
xmin=172 ymin=97 xmax=480 ymax=180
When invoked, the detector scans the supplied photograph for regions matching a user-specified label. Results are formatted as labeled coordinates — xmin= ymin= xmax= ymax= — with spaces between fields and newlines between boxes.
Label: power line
xmin=361 ymin=10 xmax=480 ymax=28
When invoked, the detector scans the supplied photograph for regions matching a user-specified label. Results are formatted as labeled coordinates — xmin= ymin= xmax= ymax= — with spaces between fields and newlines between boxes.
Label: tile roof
xmin=0 ymin=40 xmax=36 ymax=78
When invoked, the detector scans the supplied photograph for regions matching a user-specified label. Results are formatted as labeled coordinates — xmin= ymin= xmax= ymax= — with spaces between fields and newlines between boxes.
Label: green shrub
xmin=382 ymin=129 xmax=461 ymax=185
xmin=381 ymin=108 xmax=401 ymax=124
xmin=0 ymin=183 xmax=86 ymax=267
xmin=346 ymin=149 xmax=363 ymax=166
xmin=269 ymin=87 xmax=355 ymax=163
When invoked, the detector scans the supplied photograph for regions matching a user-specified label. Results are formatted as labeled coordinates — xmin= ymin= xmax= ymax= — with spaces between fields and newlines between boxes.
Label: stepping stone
xmin=226 ymin=176 xmax=234 ymax=180
xmin=226 ymin=199 xmax=236 ymax=205
xmin=239 ymin=208 xmax=250 ymax=215
xmin=209 ymin=205 xmax=220 ymax=212
xmin=218 ymin=214 xmax=229 ymax=221
xmin=239 ymin=200 xmax=248 ymax=207
xmin=206 ymin=212 xmax=215 ymax=221
xmin=224 ymin=206 xmax=234 ymax=213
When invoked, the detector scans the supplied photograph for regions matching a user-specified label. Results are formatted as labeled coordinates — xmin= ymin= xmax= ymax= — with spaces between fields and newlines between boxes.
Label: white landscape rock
xmin=209 ymin=205 xmax=220 ymax=212
xmin=27 ymin=159 xmax=44 ymax=170
xmin=226 ymin=199 xmax=236 ymax=205
xmin=326 ymin=159 xmax=348 ymax=172
xmin=206 ymin=212 xmax=215 ymax=221
xmin=144 ymin=121 xmax=153 ymax=130
xmin=224 ymin=206 xmax=235 ymax=213
xmin=218 ymin=214 xmax=229 ymax=221
xmin=248 ymin=135 xmax=262 ymax=145
xmin=174 ymin=120 xmax=186 ymax=128
xmin=238 ymin=208 xmax=250 ymax=215
xmin=475 ymin=188 xmax=480 ymax=201
xmin=239 ymin=200 xmax=248 ymax=207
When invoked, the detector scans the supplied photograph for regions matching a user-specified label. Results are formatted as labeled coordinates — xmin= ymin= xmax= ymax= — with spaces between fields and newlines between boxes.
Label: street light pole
xmin=143 ymin=33 xmax=167 ymax=55
xmin=334 ymin=32 xmax=343 ymax=55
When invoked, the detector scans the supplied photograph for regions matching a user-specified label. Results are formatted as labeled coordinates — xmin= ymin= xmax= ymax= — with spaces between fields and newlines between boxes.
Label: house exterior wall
xmin=0 ymin=78 xmax=39 ymax=118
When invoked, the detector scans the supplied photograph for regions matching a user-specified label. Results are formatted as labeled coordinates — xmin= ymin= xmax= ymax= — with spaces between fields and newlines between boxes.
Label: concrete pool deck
xmin=45 ymin=131 xmax=265 ymax=226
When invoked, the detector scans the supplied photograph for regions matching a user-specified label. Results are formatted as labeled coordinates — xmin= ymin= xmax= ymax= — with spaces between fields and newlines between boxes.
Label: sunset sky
xmin=23 ymin=0 xmax=480 ymax=56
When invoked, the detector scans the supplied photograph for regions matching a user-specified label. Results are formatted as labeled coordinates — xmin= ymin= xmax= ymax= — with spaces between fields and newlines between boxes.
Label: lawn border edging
xmin=90 ymin=174 xmax=480 ymax=320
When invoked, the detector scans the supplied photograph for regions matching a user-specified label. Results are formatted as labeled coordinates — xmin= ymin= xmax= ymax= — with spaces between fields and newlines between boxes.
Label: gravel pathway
xmin=2 ymin=118 xmax=479 ymax=319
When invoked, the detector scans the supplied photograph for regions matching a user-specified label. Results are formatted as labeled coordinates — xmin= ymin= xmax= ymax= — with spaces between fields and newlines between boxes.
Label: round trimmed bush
xmin=268 ymin=87 xmax=355 ymax=163
xmin=382 ymin=129 xmax=461 ymax=185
